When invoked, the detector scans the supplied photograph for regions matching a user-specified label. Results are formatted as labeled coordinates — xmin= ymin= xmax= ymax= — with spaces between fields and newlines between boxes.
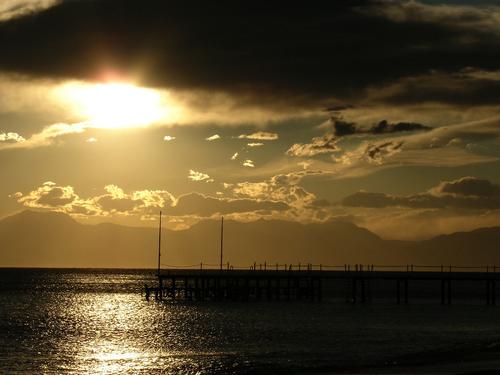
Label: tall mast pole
xmin=157 ymin=211 xmax=162 ymax=277
xmin=220 ymin=216 xmax=224 ymax=270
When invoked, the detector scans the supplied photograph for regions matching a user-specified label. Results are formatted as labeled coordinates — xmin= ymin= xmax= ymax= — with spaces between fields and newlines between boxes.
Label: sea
xmin=1 ymin=269 xmax=500 ymax=374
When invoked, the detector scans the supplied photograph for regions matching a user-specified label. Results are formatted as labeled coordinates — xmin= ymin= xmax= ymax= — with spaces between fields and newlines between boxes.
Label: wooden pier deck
xmin=145 ymin=265 xmax=500 ymax=304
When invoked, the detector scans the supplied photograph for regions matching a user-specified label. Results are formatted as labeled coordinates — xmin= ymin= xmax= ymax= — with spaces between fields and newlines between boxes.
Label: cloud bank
xmin=1 ymin=1 xmax=500 ymax=109
xmin=342 ymin=177 xmax=500 ymax=210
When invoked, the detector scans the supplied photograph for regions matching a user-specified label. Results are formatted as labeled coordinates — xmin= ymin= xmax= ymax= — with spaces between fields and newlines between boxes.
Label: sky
xmin=1 ymin=0 xmax=500 ymax=240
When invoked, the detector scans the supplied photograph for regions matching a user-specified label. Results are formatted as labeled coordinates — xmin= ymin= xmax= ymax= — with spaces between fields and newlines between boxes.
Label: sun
xmin=61 ymin=82 xmax=167 ymax=128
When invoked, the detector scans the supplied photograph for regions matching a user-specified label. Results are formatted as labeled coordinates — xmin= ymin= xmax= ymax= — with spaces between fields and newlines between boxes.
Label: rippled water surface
xmin=2 ymin=269 xmax=500 ymax=374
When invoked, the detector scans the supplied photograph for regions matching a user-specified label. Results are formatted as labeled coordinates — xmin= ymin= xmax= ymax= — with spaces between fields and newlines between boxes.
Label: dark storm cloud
xmin=333 ymin=121 xmax=358 ymax=137
xmin=376 ymin=72 xmax=500 ymax=106
xmin=370 ymin=120 xmax=431 ymax=134
xmin=332 ymin=119 xmax=431 ymax=136
xmin=342 ymin=177 xmax=500 ymax=210
xmin=286 ymin=118 xmax=429 ymax=158
xmin=435 ymin=176 xmax=500 ymax=197
xmin=324 ymin=105 xmax=355 ymax=112
xmin=364 ymin=141 xmax=404 ymax=163
xmin=1 ymin=0 xmax=500 ymax=107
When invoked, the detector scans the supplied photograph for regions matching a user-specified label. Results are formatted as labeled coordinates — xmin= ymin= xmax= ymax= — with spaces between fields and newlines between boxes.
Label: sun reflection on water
xmin=12 ymin=270 xmax=499 ymax=374
xmin=53 ymin=291 xmax=160 ymax=374
xmin=89 ymin=347 xmax=144 ymax=374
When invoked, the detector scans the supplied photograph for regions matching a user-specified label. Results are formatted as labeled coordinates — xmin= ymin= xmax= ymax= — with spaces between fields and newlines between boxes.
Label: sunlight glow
xmin=61 ymin=82 xmax=168 ymax=128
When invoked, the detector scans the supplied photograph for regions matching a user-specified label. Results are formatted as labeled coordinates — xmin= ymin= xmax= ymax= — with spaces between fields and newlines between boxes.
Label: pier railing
xmin=161 ymin=263 xmax=499 ymax=273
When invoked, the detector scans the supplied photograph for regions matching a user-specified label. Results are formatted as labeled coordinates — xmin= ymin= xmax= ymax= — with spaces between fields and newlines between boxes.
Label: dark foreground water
xmin=1 ymin=269 xmax=500 ymax=374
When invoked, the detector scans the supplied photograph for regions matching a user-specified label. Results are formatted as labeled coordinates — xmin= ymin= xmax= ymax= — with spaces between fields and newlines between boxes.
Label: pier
xmin=145 ymin=214 xmax=500 ymax=304
xmin=145 ymin=264 xmax=500 ymax=305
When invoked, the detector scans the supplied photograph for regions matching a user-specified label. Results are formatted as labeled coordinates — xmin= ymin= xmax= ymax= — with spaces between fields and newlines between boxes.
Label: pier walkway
xmin=145 ymin=264 xmax=500 ymax=304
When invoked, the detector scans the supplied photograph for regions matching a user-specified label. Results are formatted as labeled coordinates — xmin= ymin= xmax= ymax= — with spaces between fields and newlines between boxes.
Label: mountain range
xmin=1 ymin=210 xmax=499 ymax=268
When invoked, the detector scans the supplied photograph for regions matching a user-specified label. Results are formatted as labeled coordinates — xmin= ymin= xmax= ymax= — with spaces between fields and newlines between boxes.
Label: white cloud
xmin=286 ymin=133 xmax=339 ymax=157
xmin=0 ymin=122 xmax=87 ymax=150
xmin=13 ymin=181 xmax=176 ymax=219
xmin=14 ymin=181 xmax=99 ymax=216
xmin=206 ymin=134 xmax=221 ymax=141
xmin=242 ymin=159 xmax=255 ymax=168
xmin=247 ymin=142 xmax=264 ymax=147
xmin=233 ymin=172 xmax=317 ymax=208
xmin=163 ymin=135 xmax=176 ymax=141
xmin=0 ymin=0 xmax=60 ymax=22
xmin=238 ymin=131 xmax=278 ymax=140
xmin=13 ymin=182 xmax=296 ymax=226
xmin=28 ymin=123 xmax=86 ymax=146
xmin=188 ymin=169 xmax=214 ymax=183
xmin=86 ymin=137 xmax=98 ymax=143
xmin=230 ymin=152 xmax=239 ymax=160
xmin=0 ymin=132 xmax=25 ymax=143
xmin=229 ymin=171 xmax=334 ymax=223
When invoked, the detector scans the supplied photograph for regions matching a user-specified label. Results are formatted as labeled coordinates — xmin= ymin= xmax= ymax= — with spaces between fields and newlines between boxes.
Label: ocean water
xmin=1 ymin=269 xmax=500 ymax=374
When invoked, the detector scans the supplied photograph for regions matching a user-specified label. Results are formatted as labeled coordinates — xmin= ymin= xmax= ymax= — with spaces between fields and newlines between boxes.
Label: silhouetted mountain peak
xmin=426 ymin=226 xmax=500 ymax=244
xmin=1 ymin=210 xmax=500 ymax=267
xmin=2 ymin=209 xmax=77 ymax=226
